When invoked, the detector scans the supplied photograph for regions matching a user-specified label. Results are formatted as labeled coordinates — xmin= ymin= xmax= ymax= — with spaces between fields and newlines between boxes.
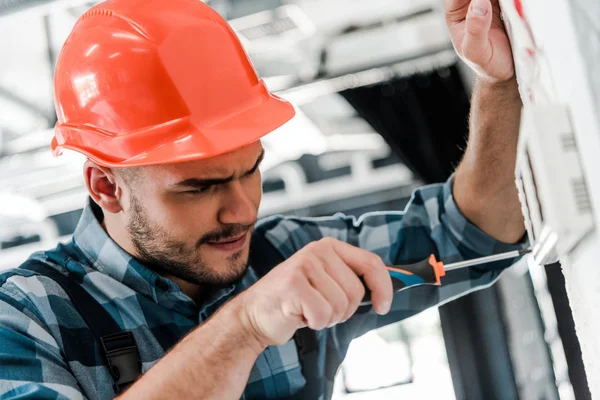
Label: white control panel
xmin=515 ymin=104 xmax=594 ymax=265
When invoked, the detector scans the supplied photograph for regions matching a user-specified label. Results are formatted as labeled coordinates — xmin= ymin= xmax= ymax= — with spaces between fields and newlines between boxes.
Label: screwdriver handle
xmin=360 ymin=255 xmax=445 ymax=307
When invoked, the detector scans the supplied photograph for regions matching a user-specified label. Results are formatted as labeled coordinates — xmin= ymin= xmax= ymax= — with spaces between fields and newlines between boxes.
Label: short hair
xmin=112 ymin=167 xmax=142 ymax=185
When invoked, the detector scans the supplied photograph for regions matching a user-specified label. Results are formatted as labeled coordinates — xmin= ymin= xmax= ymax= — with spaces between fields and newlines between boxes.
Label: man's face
xmin=120 ymin=142 xmax=263 ymax=287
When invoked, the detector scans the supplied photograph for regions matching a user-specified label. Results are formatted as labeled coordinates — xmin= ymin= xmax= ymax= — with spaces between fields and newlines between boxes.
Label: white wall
xmin=503 ymin=0 xmax=600 ymax=396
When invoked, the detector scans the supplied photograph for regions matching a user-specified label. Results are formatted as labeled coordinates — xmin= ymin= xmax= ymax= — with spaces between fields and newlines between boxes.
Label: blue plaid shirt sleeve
xmin=0 ymin=175 xmax=525 ymax=400
xmin=260 ymin=176 xmax=527 ymax=347
xmin=0 ymin=278 xmax=85 ymax=400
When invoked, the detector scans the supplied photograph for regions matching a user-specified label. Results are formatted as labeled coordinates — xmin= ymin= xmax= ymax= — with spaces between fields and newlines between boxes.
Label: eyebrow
xmin=173 ymin=150 xmax=265 ymax=189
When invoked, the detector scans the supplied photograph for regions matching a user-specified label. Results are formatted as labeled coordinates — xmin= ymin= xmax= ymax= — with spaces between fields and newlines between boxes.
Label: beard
xmin=126 ymin=194 xmax=253 ymax=287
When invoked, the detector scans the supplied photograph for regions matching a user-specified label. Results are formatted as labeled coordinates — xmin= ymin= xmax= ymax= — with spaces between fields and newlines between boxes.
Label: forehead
xmin=143 ymin=141 xmax=263 ymax=181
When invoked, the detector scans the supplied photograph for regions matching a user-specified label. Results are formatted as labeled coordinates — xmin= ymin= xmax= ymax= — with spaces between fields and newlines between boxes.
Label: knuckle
xmin=313 ymin=249 xmax=329 ymax=265
xmin=320 ymin=302 xmax=333 ymax=319
xmin=313 ymin=304 xmax=333 ymax=330
xmin=465 ymin=22 xmax=484 ymax=37
xmin=318 ymin=236 xmax=337 ymax=249
xmin=333 ymin=297 xmax=349 ymax=319
xmin=303 ymin=241 xmax=319 ymax=253
xmin=298 ymin=249 xmax=329 ymax=273
xmin=295 ymin=253 xmax=316 ymax=271
xmin=287 ymin=266 xmax=308 ymax=288
xmin=350 ymin=296 xmax=364 ymax=312
xmin=350 ymin=285 xmax=365 ymax=305
xmin=308 ymin=239 xmax=322 ymax=251
xmin=343 ymin=297 xmax=362 ymax=321
xmin=319 ymin=236 xmax=336 ymax=245
xmin=369 ymin=253 xmax=384 ymax=268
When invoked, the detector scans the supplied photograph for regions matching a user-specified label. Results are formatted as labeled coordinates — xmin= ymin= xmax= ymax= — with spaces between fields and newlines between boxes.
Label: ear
xmin=84 ymin=160 xmax=124 ymax=214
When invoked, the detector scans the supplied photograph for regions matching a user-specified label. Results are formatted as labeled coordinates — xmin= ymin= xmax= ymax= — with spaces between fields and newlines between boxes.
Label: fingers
xmin=318 ymin=251 xmax=365 ymax=321
xmin=291 ymin=237 xmax=393 ymax=331
xmin=444 ymin=0 xmax=471 ymax=22
xmin=462 ymin=0 xmax=494 ymax=66
xmin=327 ymin=239 xmax=393 ymax=315
xmin=296 ymin=278 xmax=335 ymax=331
xmin=302 ymin=255 xmax=349 ymax=327
xmin=249 ymin=237 xmax=394 ymax=346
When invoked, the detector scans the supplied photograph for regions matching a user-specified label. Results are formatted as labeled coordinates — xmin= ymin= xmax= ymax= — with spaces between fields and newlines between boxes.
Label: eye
xmin=246 ymin=166 xmax=260 ymax=177
xmin=185 ymin=186 xmax=211 ymax=195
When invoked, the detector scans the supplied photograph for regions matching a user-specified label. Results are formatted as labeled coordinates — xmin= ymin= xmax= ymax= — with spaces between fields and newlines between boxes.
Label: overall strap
xmin=23 ymin=260 xmax=142 ymax=394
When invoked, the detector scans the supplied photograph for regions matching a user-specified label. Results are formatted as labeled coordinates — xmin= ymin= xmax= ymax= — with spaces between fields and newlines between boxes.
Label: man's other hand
xmin=445 ymin=0 xmax=515 ymax=83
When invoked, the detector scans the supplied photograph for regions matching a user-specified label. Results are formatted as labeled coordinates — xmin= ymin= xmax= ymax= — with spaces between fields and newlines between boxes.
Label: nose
xmin=218 ymin=180 xmax=258 ymax=226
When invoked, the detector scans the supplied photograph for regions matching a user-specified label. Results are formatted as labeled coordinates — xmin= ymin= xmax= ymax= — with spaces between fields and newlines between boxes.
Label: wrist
xmin=476 ymin=76 xmax=520 ymax=98
xmin=223 ymin=295 xmax=267 ymax=357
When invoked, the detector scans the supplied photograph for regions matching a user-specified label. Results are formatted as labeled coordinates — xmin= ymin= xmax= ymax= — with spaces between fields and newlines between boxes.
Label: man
xmin=0 ymin=0 xmax=525 ymax=398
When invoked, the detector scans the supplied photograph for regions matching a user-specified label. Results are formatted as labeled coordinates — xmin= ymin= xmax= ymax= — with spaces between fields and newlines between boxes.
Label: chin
xmin=204 ymin=249 xmax=250 ymax=284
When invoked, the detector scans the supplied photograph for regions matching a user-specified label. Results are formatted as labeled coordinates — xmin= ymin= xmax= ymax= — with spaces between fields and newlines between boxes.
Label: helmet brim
xmin=53 ymin=93 xmax=296 ymax=168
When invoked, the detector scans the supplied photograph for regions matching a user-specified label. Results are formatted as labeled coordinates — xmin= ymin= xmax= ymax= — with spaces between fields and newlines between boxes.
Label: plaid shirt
xmin=0 ymin=177 xmax=524 ymax=400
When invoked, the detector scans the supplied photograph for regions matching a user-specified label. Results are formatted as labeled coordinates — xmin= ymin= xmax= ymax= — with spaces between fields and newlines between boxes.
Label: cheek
xmin=247 ymin=171 xmax=263 ymax=209
xmin=151 ymin=194 xmax=217 ymax=237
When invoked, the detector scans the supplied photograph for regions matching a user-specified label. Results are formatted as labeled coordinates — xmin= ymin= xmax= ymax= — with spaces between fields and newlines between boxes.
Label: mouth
xmin=205 ymin=232 xmax=248 ymax=252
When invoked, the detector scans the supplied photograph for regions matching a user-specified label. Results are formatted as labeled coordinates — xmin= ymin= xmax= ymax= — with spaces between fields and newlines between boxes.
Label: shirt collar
xmin=71 ymin=198 xmax=238 ymax=316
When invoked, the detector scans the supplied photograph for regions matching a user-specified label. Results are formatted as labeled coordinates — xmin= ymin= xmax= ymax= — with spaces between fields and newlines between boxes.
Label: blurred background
xmin=0 ymin=0 xmax=592 ymax=398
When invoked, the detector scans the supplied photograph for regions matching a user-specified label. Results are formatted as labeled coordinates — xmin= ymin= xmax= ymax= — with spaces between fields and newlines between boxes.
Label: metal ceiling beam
xmin=0 ymin=85 xmax=52 ymax=122
xmin=43 ymin=13 xmax=59 ymax=125
xmin=277 ymin=49 xmax=458 ymax=105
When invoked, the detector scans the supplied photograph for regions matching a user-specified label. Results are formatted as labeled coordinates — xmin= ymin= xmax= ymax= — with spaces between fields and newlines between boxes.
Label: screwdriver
xmin=360 ymin=248 xmax=531 ymax=307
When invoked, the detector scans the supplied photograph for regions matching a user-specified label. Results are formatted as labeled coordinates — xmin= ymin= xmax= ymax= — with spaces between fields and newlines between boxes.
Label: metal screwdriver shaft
xmin=359 ymin=248 xmax=532 ymax=308
xmin=442 ymin=248 xmax=531 ymax=271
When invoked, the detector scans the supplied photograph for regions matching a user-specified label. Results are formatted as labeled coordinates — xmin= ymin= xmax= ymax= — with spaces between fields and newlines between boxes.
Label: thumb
xmin=462 ymin=0 xmax=493 ymax=66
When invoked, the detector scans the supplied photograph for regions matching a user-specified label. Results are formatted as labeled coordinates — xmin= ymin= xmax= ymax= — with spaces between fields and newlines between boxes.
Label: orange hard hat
xmin=52 ymin=0 xmax=295 ymax=168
